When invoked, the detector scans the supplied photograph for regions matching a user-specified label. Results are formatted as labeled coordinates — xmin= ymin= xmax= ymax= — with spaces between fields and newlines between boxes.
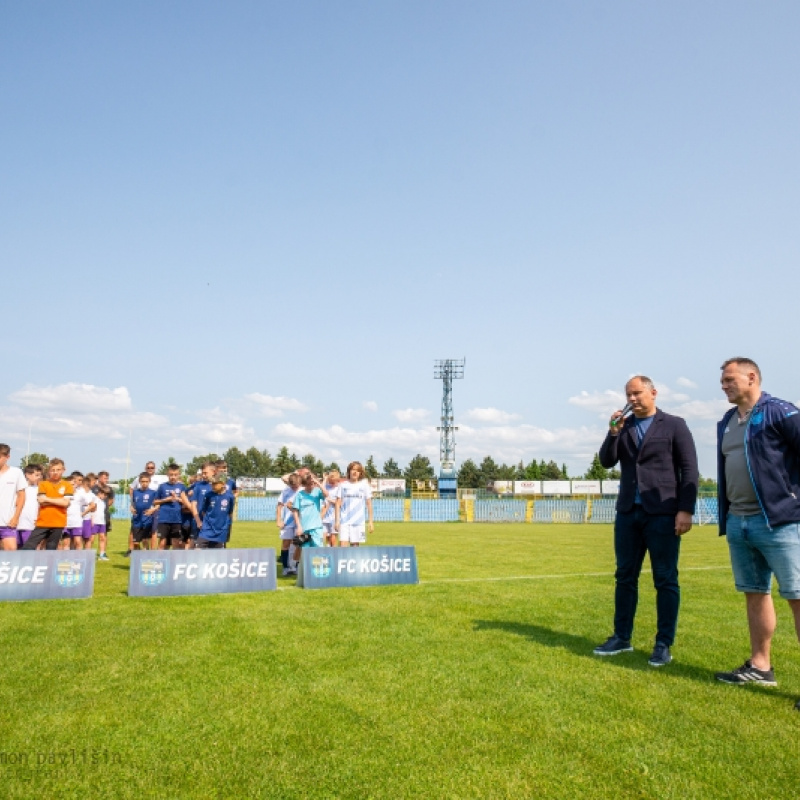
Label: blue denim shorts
xmin=726 ymin=513 xmax=800 ymax=599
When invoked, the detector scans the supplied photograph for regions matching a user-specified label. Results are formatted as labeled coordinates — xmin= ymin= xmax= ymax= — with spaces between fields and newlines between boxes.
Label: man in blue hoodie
xmin=714 ymin=358 xmax=800 ymax=711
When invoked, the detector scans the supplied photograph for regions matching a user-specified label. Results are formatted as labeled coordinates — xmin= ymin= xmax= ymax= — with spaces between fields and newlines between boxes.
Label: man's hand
xmin=609 ymin=411 xmax=626 ymax=436
xmin=675 ymin=511 xmax=693 ymax=536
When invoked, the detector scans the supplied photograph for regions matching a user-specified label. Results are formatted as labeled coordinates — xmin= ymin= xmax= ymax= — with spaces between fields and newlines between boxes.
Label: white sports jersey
xmin=92 ymin=497 xmax=106 ymax=526
xmin=0 ymin=466 xmax=27 ymax=527
xmin=279 ymin=486 xmax=297 ymax=528
xmin=17 ymin=486 xmax=40 ymax=531
xmin=131 ymin=475 xmax=167 ymax=491
xmin=66 ymin=487 xmax=86 ymax=528
xmin=338 ymin=480 xmax=372 ymax=526
xmin=322 ymin=484 xmax=340 ymax=523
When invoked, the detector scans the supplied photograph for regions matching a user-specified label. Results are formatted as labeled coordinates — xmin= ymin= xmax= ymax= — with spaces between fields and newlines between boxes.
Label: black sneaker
xmin=124 ymin=550 xmax=131 ymax=557
xmin=714 ymin=660 xmax=776 ymax=686
xmin=593 ymin=635 xmax=633 ymax=656
xmin=648 ymin=642 xmax=672 ymax=667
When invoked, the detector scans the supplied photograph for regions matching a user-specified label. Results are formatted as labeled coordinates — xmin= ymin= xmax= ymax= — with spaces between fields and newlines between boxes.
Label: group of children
xmin=0 ymin=445 xmax=375 ymax=571
xmin=276 ymin=460 xmax=375 ymax=576
xmin=0 ymin=448 xmax=116 ymax=557
xmin=127 ymin=459 xmax=238 ymax=552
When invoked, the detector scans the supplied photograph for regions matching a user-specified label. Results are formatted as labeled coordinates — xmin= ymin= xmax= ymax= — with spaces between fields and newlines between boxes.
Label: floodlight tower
xmin=434 ymin=358 xmax=465 ymax=498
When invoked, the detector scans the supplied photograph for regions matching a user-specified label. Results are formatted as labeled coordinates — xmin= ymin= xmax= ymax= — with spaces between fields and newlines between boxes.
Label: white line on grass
xmin=420 ymin=565 xmax=730 ymax=585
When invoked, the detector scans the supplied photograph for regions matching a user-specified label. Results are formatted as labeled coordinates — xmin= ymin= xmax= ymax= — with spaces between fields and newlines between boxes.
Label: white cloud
xmin=676 ymin=377 xmax=698 ymax=389
xmin=9 ymin=383 xmax=132 ymax=412
xmin=392 ymin=408 xmax=430 ymax=423
xmin=464 ymin=407 xmax=521 ymax=424
xmin=244 ymin=393 xmax=308 ymax=417
xmin=363 ymin=401 xmax=378 ymax=412
xmin=174 ymin=422 xmax=254 ymax=447
xmin=568 ymin=389 xmax=625 ymax=414
xmin=663 ymin=398 xmax=730 ymax=420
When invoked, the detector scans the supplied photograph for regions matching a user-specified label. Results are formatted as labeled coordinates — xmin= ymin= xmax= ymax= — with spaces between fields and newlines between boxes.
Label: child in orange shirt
xmin=22 ymin=459 xmax=73 ymax=551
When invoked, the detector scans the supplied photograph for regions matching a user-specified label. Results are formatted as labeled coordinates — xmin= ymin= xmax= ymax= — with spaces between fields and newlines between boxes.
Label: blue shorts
xmin=726 ymin=513 xmax=800 ymax=599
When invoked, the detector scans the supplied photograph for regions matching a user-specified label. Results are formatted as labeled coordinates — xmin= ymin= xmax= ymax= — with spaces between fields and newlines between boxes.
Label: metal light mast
xmin=434 ymin=358 xmax=465 ymax=498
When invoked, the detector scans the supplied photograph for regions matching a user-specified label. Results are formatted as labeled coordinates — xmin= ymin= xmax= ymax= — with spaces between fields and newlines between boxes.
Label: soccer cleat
xmin=124 ymin=550 xmax=131 ymax=557
xmin=715 ymin=660 xmax=776 ymax=686
xmin=593 ymin=635 xmax=633 ymax=656
xmin=98 ymin=553 xmax=110 ymax=562
xmin=648 ymin=642 xmax=672 ymax=667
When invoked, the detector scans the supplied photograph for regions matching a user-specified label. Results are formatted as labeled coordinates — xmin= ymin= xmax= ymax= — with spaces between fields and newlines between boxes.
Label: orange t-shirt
xmin=36 ymin=480 xmax=73 ymax=528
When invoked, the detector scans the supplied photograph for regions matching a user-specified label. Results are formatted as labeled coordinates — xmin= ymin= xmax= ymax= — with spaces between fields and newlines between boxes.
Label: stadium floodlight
xmin=434 ymin=359 xmax=465 ymax=497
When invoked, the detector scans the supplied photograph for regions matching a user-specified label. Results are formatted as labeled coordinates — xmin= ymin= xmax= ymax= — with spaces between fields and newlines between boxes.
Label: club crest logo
xmin=139 ymin=559 xmax=167 ymax=586
xmin=221 ymin=500 xmax=228 ymax=508
xmin=311 ymin=555 xmax=332 ymax=579
xmin=751 ymin=411 xmax=764 ymax=426
xmin=55 ymin=560 xmax=85 ymax=588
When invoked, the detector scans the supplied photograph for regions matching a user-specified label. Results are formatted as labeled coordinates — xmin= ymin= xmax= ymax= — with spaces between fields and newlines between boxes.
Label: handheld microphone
xmin=610 ymin=402 xmax=633 ymax=427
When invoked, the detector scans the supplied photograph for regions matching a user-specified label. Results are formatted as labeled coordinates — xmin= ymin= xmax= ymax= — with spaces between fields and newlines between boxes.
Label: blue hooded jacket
xmin=717 ymin=392 xmax=800 ymax=535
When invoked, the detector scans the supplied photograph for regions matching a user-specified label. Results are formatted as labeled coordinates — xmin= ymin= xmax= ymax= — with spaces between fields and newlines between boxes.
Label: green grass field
xmin=1 ymin=522 xmax=799 ymax=799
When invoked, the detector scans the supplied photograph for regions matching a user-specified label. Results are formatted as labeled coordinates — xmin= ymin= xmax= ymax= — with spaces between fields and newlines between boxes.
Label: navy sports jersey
xmin=199 ymin=490 xmax=235 ymax=543
xmin=191 ymin=480 xmax=213 ymax=514
xmin=155 ymin=482 xmax=187 ymax=524
xmin=131 ymin=488 xmax=156 ymax=529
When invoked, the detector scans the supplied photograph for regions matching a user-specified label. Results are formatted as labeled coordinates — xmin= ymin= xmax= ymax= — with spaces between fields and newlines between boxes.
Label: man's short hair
xmin=24 ymin=464 xmax=42 ymax=475
xmin=48 ymin=458 xmax=65 ymax=468
xmin=0 ymin=444 xmax=10 ymax=457
xmin=71 ymin=471 xmax=84 ymax=479
xmin=721 ymin=357 xmax=762 ymax=383
xmin=138 ymin=471 xmax=151 ymax=480
xmin=97 ymin=470 xmax=109 ymax=478
xmin=167 ymin=463 xmax=181 ymax=472
xmin=626 ymin=375 xmax=655 ymax=390
xmin=215 ymin=460 xmax=227 ymax=468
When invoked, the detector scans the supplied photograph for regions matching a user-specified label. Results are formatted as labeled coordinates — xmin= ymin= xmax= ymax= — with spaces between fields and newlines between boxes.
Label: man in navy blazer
xmin=594 ymin=375 xmax=699 ymax=667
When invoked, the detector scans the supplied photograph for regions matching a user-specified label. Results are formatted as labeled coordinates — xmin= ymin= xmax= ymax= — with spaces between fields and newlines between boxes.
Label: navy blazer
xmin=599 ymin=409 xmax=699 ymax=515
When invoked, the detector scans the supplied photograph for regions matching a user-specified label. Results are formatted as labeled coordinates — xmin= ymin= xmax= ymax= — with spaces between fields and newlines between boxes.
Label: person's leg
xmin=745 ymin=592 xmax=776 ymax=671
xmin=644 ymin=514 xmax=682 ymax=647
xmin=0 ymin=528 xmax=17 ymax=551
xmin=45 ymin=528 xmax=64 ymax=550
xmin=613 ymin=509 xmax=648 ymax=642
xmin=22 ymin=528 xmax=47 ymax=550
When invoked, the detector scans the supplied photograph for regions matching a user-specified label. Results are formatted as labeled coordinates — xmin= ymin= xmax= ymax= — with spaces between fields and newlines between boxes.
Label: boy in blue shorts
xmin=153 ymin=464 xmax=188 ymax=550
xmin=130 ymin=472 xmax=157 ymax=551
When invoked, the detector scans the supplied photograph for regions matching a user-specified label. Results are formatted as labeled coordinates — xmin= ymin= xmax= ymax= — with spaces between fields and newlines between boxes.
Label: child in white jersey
xmin=92 ymin=487 xmax=110 ymax=561
xmin=335 ymin=461 xmax=374 ymax=548
xmin=16 ymin=464 xmax=42 ymax=549
xmin=320 ymin=470 xmax=341 ymax=546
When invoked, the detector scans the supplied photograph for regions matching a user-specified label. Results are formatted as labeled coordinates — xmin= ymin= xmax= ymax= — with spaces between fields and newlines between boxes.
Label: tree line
xmin=22 ymin=448 xmax=719 ymax=491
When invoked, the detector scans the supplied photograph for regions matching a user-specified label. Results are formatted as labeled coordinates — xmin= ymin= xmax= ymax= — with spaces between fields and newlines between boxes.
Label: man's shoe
xmin=98 ymin=553 xmax=110 ymax=562
xmin=593 ymin=635 xmax=633 ymax=656
xmin=648 ymin=642 xmax=672 ymax=667
xmin=124 ymin=550 xmax=131 ymax=557
xmin=715 ymin=660 xmax=776 ymax=686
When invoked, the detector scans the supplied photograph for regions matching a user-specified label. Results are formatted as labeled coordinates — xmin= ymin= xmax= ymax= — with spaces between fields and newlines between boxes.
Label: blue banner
xmin=129 ymin=548 xmax=277 ymax=597
xmin=297 ymin=546 xmax=418 ymax=590
xmin=0 ymin=551 xmax=96 ymax=601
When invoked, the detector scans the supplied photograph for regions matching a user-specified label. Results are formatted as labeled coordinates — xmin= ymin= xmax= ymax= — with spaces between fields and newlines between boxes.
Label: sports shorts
xmin=339 ymin=523 xmax=366 ymax=544
xmin=131 ymin=525 xmax=154 ymax=543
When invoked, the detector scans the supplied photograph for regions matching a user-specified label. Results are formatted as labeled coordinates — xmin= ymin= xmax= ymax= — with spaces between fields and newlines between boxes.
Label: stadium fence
xmin=111 ymin=493 xmax=720 ymax=525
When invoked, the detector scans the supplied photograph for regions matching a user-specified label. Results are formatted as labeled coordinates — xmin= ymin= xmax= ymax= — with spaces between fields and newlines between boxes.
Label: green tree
xmin=561 ymin=463 xmax=569 ymax=480
xmin=584 ymin=453 xmax=608 ymax=481
xmin=381 ymin=458 xmax=402 ymax=478
xmin=300 ymin=453 xmax=324 ymax=476
xmin=457 ymin=459 xmax=481 ymax=488
xmin=241 ymin=447 xmax=273 ymax=476
xmin=478 ymin=456 xmax=499 ymax=486
xmin=185 ymin=453 xmax=221 ymax=477
xmin=364 ymin=455 xmax=379 ymax=479
xmin=158 ymin=457 xmax=182 ymax=474
xmin=699 ymin=475 xmax=717 ymax=492
xmin=540 ymin=460 xmax=562 ymax=480
xmin=521 ymin=459 xmax=541 ymax=480
xmin=496 ymin=463 xmax=517 ymax=480
xmin=20 ymin=452 xmax=49 ymax=469
xmin=324 ymin=461 xmax=342 ymax=475
xmin=404 ymin=454 xmax=435 ymax=482
xmin=273 ymin=447 xmax=299 ymax=476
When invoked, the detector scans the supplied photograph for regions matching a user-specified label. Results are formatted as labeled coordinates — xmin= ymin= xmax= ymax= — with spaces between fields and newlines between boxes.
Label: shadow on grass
xmin=475 ymin=619 xmax=721 ymax=685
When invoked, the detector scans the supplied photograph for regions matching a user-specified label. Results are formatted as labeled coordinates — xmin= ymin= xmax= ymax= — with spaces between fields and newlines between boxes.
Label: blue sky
xmin=2 ymin=1 xmax=799 ymax=479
